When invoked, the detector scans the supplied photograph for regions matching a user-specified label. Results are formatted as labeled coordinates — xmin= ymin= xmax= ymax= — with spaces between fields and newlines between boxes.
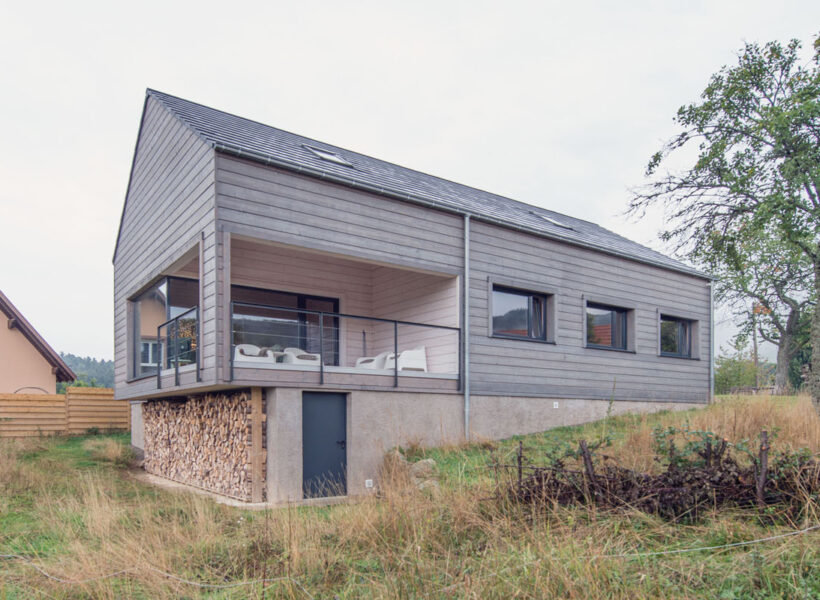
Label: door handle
xmin=336 ymin=440 xmax=346 ymax=450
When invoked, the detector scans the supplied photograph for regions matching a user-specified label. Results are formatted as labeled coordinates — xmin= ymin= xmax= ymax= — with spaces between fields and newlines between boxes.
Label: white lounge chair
xmin=282 ymin=347 xmax=321 ymax=365
xmin=355 ymin=351 xmax=390 ymax=370
xmin=384 ymin=346 xmax=428 ymax=372
xmin=234 ymin=344 xmax=275 ymax=363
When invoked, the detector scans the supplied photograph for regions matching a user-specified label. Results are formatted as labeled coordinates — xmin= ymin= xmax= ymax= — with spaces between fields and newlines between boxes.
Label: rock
xmin=417 ymin=478 xmax=441 ymax=497
xmin=410 ymin=458 xmax=436 ymax=480
xmin=385 ymin=448 xmax=408 ymax=466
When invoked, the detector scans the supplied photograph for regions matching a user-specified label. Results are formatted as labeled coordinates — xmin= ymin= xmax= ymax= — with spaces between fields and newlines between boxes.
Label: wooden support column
xmin=251 ymin=387 xmax=264 ymax=503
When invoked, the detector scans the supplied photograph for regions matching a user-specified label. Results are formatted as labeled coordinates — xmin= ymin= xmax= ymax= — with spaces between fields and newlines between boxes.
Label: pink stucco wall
xmin=0 ymin=322 xmax=57 ymax=393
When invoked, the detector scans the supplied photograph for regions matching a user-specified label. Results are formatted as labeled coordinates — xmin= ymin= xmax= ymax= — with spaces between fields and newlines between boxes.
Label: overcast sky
xmin=1 ymin=1 xmax=817 ymax=361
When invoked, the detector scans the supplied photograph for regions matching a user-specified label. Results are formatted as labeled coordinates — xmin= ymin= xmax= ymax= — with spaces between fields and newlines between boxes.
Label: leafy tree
xmin=58 ymin=353 xmax=114 ymax=392
xmin=788 ymin=323 xmax=813 ymax=390
xmin=699 ymin=224 xmax=814 ymax=392
xmin=629 ymin=36 xmax=820 ymax=415
xmin=714 ymin=341 xmax=774 ymax=394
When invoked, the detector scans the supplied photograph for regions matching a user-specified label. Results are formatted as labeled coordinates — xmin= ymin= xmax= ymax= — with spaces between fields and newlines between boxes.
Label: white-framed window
xmin=140 ymin=340 xmax=160 ymax=368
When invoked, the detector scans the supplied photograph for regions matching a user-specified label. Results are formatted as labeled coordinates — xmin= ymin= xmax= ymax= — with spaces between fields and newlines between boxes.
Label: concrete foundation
xmin=133 ymin=387 xmax=703 ymax=504
xmin=265 ymin=388 xmax=703 ymax=503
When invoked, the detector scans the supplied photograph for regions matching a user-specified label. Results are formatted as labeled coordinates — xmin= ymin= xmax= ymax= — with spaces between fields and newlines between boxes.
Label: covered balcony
xmin=144 ymin=237 xmax=462 ymax=392
xmin=226 ymin=238 xmax=461 ymax=391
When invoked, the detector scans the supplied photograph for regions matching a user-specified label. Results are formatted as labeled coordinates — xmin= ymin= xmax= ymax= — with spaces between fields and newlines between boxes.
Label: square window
xmin=660 ymin=315 xmax=693 ymax=358
xmin=586 ymin=302 xmax=628 ymax=350
xmin=492 ymin=286 xmax=548 ymax=341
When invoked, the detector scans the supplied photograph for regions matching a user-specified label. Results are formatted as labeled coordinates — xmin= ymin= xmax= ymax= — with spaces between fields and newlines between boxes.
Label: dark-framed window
xmin=660 ymin=315 xmax=693 ymax=358
xmin=131 ymin=276 xmax=198 ymax=378
xmin=492 ymin=286 xmax=548 ymax=341
xmin=231 ymin=285 xmax=340 ymax=365
xmin=586 ymin=302 xmax=627 ymax=350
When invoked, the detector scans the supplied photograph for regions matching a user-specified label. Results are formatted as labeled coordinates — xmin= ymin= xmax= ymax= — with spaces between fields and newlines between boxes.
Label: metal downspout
xmin=463 ymin=215 xmax=471 ymax=440
xmin=709 ymin=281 xmax=715 ymax=403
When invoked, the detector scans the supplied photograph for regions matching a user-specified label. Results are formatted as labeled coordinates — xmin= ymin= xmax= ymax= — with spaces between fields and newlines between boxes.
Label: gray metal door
xmin=302 ymin=392 xmax=347 ymax=498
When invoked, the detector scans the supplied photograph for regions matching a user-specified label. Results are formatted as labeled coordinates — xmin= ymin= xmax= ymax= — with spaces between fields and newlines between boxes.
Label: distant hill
xmin=58 ymin=353 xmax=114 ymax=392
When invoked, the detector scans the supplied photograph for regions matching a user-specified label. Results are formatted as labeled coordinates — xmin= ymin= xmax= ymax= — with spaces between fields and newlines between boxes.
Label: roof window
xmin=529 ymin=211 xmax=574 ymax=230
xmin=303 ymin=145 xmax=353 ymax=167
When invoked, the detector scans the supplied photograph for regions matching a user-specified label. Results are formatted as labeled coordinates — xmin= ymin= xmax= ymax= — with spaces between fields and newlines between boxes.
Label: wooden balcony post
xmin=251 ymin=387 xmax=264 ymax=503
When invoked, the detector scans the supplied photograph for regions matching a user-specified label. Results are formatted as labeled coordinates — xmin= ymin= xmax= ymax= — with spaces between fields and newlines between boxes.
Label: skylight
xmin=303 ymin=145 xmax=353 ymax=167
xmin=529 ymin=211 xmax=574 ymax=230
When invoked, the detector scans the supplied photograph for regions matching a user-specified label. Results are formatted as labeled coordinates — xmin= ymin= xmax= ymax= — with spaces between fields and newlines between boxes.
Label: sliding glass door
xmin=231 ymin=286 xmax=339 ymax=365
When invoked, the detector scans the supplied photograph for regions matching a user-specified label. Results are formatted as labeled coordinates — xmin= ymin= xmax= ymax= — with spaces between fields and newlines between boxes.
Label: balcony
xmin=230 ymin=301 xmax=461 ymax=389
xmin=155 ymin=307 xmax=200 ymax=388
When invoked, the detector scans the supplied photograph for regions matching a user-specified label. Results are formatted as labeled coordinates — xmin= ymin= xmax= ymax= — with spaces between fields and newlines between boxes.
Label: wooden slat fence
xmin=0 ymin=388 xmax=128 ymax=438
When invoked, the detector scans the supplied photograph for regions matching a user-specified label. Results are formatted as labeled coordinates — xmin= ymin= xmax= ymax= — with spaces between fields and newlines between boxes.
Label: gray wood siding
xmin=469 ymin=221 xmax=711 ymax=403
xmin=113 ymin=96 xmax=217 ymax=400
xmin=214 ymin=155 xmax=465 ymax=275
xmin=371 ymin=268 xmax=460 ymax=373
xmin=117 ymin=111 xmax=711 ymax=404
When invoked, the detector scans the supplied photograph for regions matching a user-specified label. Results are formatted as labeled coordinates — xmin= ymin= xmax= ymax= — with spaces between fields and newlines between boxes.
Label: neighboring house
xmin=0 ymin=290 xmax=75 ymax=394
xmin=115 ymin=90 xmax=713 ymax=503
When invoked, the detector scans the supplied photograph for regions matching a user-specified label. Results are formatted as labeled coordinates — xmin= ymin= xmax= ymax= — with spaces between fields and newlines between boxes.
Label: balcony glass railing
xmin=156 ymin=306 xmax=200 ymax=388
xmin=230 ymin=301 xmax=461 ymax=387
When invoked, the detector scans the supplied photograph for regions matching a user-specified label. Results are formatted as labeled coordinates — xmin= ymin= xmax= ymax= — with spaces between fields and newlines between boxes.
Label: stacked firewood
xmin=142 ymin=390 xmax=265 ymax=500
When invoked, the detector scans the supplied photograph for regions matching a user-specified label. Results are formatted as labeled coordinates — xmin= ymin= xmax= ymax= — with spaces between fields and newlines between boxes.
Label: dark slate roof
xmin=146 ymin=89 xmax=707 ymax=279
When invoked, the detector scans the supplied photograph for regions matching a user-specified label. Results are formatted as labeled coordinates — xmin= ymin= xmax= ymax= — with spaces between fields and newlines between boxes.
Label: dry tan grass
xmin=612 ymin=394 xmax=820 ymax=472
xmin=2 ymin=398 xmax=819 ymax=598
xmin=82 ymin=437 xmax=134 ymax=466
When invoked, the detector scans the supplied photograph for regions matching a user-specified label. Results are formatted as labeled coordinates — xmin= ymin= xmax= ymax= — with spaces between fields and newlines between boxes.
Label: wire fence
xmin=0 ymin=554 xmax=314 ymax=598
xmin=3 ymin=523 xmax=818 ymax=596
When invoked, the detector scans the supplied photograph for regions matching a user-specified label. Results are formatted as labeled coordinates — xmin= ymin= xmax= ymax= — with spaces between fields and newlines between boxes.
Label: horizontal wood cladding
xmin=468 ymin=221 xmax=710 ymax=403
xmin=214 ymin=155 xmax=464 ymax=274
xmin=114 ymin=95 xmax=217 ymax=397
xmin=0 ymin=389 xmax=129 ymax=438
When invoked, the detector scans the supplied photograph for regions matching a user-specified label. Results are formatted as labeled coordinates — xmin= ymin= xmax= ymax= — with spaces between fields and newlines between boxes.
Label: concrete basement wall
xmin=266 ymin=388 xmax=703 ymax=503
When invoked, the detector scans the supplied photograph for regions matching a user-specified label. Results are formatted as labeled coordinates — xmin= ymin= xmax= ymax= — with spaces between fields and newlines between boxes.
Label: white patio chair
xmin=282 ymin=347 xmax=321 ymax=365
xmin=234 ymin=344 xmax=275 ymax=363
xmin=384 ymin=347 xmax=428 ymax=372
xmin=355 ymin=351 xmax=390 ymax=370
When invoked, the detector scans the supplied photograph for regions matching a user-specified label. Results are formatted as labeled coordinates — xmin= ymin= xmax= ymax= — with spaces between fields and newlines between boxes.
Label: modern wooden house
xmin=0 ymin=290 xmax=75 ymax=394
xmin=116 ymin=90 xmax=713 ymax=503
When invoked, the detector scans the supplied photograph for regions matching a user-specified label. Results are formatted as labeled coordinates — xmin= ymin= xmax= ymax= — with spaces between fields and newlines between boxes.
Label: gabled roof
xmin=120 ymin=88 xmax=708 ymax=279
xmin=0 ymin=290 xmax=75 ymax=382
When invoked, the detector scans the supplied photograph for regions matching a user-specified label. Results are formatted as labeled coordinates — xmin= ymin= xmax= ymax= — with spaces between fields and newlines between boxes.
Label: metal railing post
xmin=457 ymin=327 xmax=463 ymax=392
xmin=393 ymin=321 xmax=398 ymax=388
xmin=319 ymin=312 xmax=325 ymax=385
xmin=173 ymin=320 xmax=179 ymax=387
xmin=195 ymin=306 xmax=201 ymax=382
xmin=229 ymin=301 xmax=235 ymax=383
xmin=156 ymin=324 xmax=162 ymax=389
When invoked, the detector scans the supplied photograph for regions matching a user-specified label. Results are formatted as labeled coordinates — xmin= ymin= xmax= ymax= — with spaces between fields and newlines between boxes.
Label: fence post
xmin=64 ymin=387 xmax=71 ymax=434
xmin=756 ymin=430 xmax=769 ymax=508
xmin=517 ymin=440 xmax=523 ymax=484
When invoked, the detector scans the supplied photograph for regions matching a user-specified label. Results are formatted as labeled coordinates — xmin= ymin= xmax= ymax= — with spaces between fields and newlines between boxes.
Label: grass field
xmin=1 ymin=395 xmax=819 ymax=598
